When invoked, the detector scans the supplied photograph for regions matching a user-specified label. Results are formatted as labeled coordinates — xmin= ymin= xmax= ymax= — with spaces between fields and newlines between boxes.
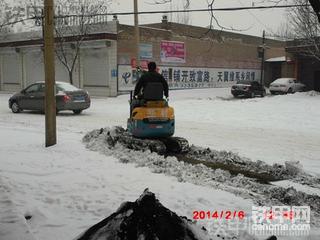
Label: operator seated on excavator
xmin=131 ymin=61 xmax=169 ymax=113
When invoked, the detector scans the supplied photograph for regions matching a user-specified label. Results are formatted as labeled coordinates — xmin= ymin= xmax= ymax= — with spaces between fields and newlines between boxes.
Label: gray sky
xmin=2 ymin=0 xmax=291 ymax=37
xmin=109 ymin=0 xmax=291 ymax=37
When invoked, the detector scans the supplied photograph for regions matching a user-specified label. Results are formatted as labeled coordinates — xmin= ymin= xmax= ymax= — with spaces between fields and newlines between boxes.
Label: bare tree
xmin=53 ymin=0 xmax=110 ymax=85
xmin=0 ymin=0 xmax=14 ymax=33
xmin=27 ymin=0 xmax=110 ymax=84
xmin=270 ymin=21 xmax=295 ymax=41
xmin=0 ymin=0 xmax=8 ymax=32
xmin=150 ymin=0 xmax=252 ymax=36
xmin=289 ymin=0 xmax=320 ymax=61
xmin=308 ymin=0 xmax=320 ymax=22
xmin=255 ymin=0 xmax=320 ymax=21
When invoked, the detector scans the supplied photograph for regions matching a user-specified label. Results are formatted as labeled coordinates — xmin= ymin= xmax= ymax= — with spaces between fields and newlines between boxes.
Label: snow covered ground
xmin=0 ymin=88 xmax=319 ymax=240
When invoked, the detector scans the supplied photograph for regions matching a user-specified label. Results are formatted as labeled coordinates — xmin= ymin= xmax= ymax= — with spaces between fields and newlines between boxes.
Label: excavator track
xmin=98 ymin=126 xmax=189 ymax=155
xmin=160 ymin=137 xmax=190 ymax=154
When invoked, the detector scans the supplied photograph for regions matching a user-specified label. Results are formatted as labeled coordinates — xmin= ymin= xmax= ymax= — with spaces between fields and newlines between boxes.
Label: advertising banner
xmin=160 ymin=41 xmax=186 ymax=63
xmin=139 ymin=43 xmax=153 ymax=59
xmin=118 ymin=65 xmax=261 ymax=92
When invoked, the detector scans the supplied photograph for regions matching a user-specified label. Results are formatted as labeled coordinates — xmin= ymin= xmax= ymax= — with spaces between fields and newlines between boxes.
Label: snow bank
xmin=304 ymin=91 xmax=320 ymax=97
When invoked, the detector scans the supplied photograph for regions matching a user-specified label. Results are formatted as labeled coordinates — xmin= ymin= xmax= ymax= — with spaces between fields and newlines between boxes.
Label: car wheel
xmin=270 ymin=91 xmax=275 ymax=95
xmin=11 ymin=102 xmax=21 ymax=113
xmin=73 ymin=110 xmax=82 ymax=115
xmin=232 ymin=94 xmax=238 ymax=98
xmin=261 ymin=91 xmax=266 ymax=97
xmin=287 ymin=88 xmax=293 ymax=94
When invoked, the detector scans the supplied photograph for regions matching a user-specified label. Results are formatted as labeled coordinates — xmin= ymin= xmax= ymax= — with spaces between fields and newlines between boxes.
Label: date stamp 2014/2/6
xmin=193 ymin=210 xmax=245 ymax=220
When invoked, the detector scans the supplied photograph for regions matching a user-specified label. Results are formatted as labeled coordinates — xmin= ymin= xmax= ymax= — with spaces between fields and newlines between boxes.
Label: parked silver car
xmin=269 ymin=78 xmax=306 ymax=94
xmin=9 ymin=81 xmax=91 ymax=114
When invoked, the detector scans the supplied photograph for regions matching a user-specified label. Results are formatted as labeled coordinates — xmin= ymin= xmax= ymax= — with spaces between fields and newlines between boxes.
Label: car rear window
xmin=56 ymin=82 xmax=80 ymax=91
xmin=236 ymin=80 xmax=251 ymax=85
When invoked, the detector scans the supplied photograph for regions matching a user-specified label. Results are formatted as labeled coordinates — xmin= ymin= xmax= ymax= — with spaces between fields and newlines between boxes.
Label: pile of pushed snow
xmin=285 ymin=161 xmax=304 ymax=176
xmin=294 ymin=90 xmax=320 ymax=97
xmin=186 ymin=147 xmax=292 ymax=181
xmin=306 ymin=90 xmax=320 ymax=97
xmin=75 ymin=189 xmax=214 ymax=240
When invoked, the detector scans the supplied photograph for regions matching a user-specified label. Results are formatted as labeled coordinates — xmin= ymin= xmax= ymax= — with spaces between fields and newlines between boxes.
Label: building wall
xmin=0 ymin=39 xmax=118 ymax=96
xmin=286 ymin=43 xmax=320 ymax=91
xmin=79 ymin=40 xmax=118 ymax=97
xmin=0 ymin=21 xmax=118 ymax=96
xmin=118 ymin=25 xmax=281 ymax=69
xmin=0 ymin=50 xmax=23 ymax=92
xmin=281 ymin=62 xmax=295 ymax=79
xmin=117 ymin=23 xmax=285 ymax=91
xmin=143 ymin=22 xmax=285 ymax=68
xmin=298 ymin=58 xmax=320 ymax=90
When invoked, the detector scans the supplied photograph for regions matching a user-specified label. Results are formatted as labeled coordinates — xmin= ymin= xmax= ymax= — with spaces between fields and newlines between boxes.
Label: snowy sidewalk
xmin=0 ymin=177 xmax=36 ymax=240
xmin=0 ymin=121 xmax=254 ymax=240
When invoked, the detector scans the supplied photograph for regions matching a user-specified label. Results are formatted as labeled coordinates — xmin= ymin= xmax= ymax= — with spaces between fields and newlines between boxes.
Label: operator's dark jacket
xmin=134 ymin=71 xmax=169 ymax=98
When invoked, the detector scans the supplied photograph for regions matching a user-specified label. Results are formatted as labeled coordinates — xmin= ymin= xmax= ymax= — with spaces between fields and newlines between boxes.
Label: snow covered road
xmin=0 ymin=88 xmax=319 ymax=240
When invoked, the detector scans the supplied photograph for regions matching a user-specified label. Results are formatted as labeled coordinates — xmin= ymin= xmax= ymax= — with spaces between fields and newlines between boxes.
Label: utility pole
xmin=260 ymin=30 xmax=265 ymax=86
xmin=133 ymin=0 xmax=140 ymax=68
xmin=44 ymin=0 xmax=56 ymax=147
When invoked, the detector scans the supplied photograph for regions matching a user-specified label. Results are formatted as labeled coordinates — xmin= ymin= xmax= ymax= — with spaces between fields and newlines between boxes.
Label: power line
xmin=236 ymin=0 xmax=277 ymax=36
xmin=54 ymin=4 xmax=308 ymax=18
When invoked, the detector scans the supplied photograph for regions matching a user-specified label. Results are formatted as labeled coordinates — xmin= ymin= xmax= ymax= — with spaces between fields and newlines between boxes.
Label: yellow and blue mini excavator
xmin=123 ymin=82 xmax=189 ymax=155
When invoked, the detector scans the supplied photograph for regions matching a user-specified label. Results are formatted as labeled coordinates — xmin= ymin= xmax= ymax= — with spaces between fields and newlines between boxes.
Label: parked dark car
xmin=9 ymin=81 xmax=90 ymax=114
xmin=231 ymin=80 xmax=266 ymax=98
